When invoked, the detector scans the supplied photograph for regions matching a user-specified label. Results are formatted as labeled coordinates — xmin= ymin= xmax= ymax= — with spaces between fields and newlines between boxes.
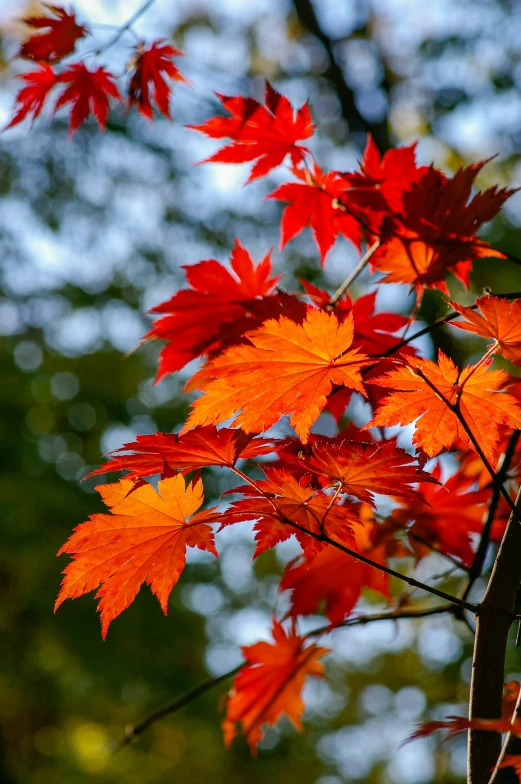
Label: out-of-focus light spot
xmin=14 ymin=340 xmax=43 ymax=372
xmin=50 ymin=372 xmax=79 ymax=401
xmin=68 ymin=402 xmax=96 ymax=431
xmin=33 ymin=726 xmax=63 ymax=757
xmin=70 ymin=722 xmax=109 ymax=773
xmin=25 ymin=406 xmax=55 ymax=435
xmin=0 ymin=301 xmax=21 ymax=335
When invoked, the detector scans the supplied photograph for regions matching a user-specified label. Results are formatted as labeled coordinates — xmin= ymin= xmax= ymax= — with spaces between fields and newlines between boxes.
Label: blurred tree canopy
xmin=1 ymin=1 xmax=521 ymax=783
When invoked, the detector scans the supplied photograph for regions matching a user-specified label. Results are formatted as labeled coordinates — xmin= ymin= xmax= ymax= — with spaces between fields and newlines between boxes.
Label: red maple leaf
xmin=88 ymin=426 xmax=279 ymax=481
xmin=146 ymin=240 xmax=291 ymax=380
xmin=55 ymin=475 xmax=219 ymax=637
xmin=128 ymin=41 xmax=188 ymax=119
xmin=189 ymin=81 xmax=315 ymax=182
xmin=223 ymin=620 xmax=328 ymax=751
xmin=54 ymin=64 xmax=121 ymax=134
xmin=5 ymin=65 xmax=58 ymax=129
xmin=389 ymin=464 xmax=489 ymax=566
xmin=340 ymin=133 xmax=428 ymax=231
xmin=268 ymin=163 xmax=361 ymax=263
xmin=18 ymin=4 xmax=88 ymax=63
xmin=370 ymin=164 xmax=515 ymax=292
xmin=224 ymin=468 xmax=359 ymax=560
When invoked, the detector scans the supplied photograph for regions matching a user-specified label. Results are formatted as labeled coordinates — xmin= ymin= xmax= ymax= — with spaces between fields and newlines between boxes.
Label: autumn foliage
xmin=9 ymin=3 xmax=521 ymax=777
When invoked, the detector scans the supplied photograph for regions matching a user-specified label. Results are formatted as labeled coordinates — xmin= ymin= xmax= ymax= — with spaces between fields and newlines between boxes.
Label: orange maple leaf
xmin=298 ymin=440 xmax=436 ymax=506
xmin=367 ymin=352 xmax=521 ymax=462
xmin=89 ymin=426 xmax=279 ymax=481
xmin=55 ymin=475 xmax=219 ymax=637
xmin=225 ymin=468 xmax=359 ymax=560
xmin=19 ymin=4 xmax=88 ymax=63
xmin=54 ymin=64 xmax=121 ymax=134
xmin=183 ymin=308 xmax=371 ymax=443
xmin=222 ymin=620 xmax=328 ymax=751
xmin=449 ymin=295 xmax=521 ymax=365
xmin=128 ymin=41 xmax=188 ymax=119
xmin=189 ymin=81 xmax=314 ymax=182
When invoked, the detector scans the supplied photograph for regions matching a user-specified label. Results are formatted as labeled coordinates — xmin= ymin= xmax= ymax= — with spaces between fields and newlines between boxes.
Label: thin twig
xmin=328 ymin=240 xmax=380 ymax=306
xmin=114 ymin=666 xmax=241 ymax=752
xmin=462 ymin=430 xmax=521 ymax=601
xmin=95 ymin=0 xmax=160 ymax=55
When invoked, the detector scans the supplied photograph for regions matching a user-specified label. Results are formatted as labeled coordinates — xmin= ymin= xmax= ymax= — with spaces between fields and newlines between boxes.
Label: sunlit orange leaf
xmin=19 ymin=4 xmax=88 ymax=63
xmin=128 ymin=41 xmax=188 ymax=119
xmin=367 ymin=351 xmax=521 ymax=462
xmin=5 ymin=64 xmax=58 ymax=128
xmin=56 ymin=475 xmax=219 ymax=637
xmin=55 ymin=64 xmax=121 ymax=134
xmin=189 ymin=81 xmax=314 ymax=182
xmin=183 ymin=308 xmax=371 ymax=443
xmin=89 ymin=426 xmax=279 ymax=480
xmin=449 ymin=295 xmax=521 ymax=365
xmin=298 ymin=440 xmax=435 ymax=506
xmin=389 ymin=464 xmax=489 ymax=566
xmin=280 ymin=515 xmax=393 ymax=625
xmin=268 ymin=163 xmax=361 ymax=262
xmin=225 ymin=469 xmax=359 ymax=560
xmin=223 ymin=620 xmax=328 ymax=751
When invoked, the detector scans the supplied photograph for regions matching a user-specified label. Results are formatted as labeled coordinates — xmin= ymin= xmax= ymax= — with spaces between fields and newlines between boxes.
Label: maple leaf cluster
xmin=12 ymin=6 xmax=521 ymax=770
xmin=6 ymin=5 xmax=188 ymax=134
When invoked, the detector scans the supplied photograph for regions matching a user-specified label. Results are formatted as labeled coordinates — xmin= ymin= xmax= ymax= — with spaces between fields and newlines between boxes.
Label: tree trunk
xmin=468 ymin=490 xmax=521 ymax=783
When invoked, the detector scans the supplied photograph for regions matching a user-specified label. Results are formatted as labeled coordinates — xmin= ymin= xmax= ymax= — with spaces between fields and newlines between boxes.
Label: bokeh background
xmin=2 ymin=1 xmax=521 ymax=782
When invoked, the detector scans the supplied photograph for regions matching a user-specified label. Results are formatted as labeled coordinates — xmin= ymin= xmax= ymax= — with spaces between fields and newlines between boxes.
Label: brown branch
xmin=468 ymin=488 xmax=521 ymax=784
